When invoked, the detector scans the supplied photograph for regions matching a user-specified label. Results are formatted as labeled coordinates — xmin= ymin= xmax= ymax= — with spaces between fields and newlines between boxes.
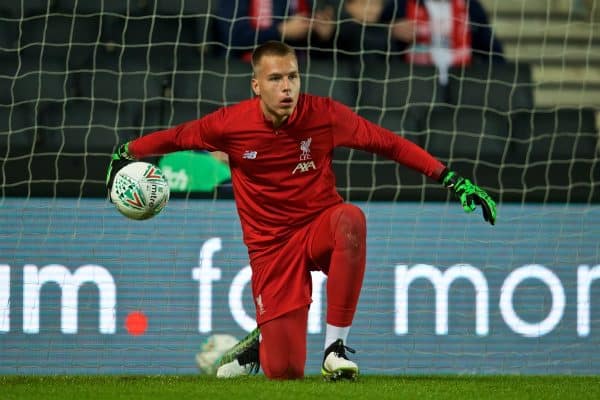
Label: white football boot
xmin=216 ymin=359 xmax=257 ymax=378
xmin=321 ymin=339 xmax=359 ymax=381
xmin=215 ymin=328 xmax=260 ymax=378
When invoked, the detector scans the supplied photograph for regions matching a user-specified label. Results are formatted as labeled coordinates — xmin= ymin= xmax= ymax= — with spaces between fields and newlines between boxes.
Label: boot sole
xmin=321 ymin=367 xmax=359 ymax=381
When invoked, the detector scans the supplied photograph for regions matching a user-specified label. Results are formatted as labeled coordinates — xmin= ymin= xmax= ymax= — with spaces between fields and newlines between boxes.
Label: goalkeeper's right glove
xmin=106 ymin=142 xmax=135 ymax=197
xmin=440 ymin=169 xmax=497 ymax=225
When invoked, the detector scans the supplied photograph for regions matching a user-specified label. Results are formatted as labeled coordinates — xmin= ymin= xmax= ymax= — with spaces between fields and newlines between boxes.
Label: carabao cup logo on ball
xmin=111 ymin=162 xmax=170 ymax=220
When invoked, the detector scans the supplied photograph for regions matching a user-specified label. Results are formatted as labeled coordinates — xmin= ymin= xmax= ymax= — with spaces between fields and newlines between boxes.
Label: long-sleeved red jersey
xmin=129 ymin=94 xmax=445 ymax=262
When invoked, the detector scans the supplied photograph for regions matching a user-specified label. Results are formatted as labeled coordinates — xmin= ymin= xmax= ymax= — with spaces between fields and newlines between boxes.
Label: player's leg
xmin=309 ymin=203 xmax=366 ymax=380
xmin=221 ymin=226 xmax=313 ymax=380
xmin=311 ymin=203 xmax=367 ymax=335
xmin=259 ymin=305 xmax=309 ymax=380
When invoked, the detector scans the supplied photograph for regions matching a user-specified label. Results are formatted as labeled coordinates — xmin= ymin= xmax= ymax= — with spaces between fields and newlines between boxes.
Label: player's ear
xmin=251 ymin=78 xmax=260 ymax=96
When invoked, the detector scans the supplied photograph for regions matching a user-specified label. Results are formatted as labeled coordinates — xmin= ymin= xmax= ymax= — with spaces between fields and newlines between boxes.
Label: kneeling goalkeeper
xmin=107 ymin=41 xmax=496 ymax=380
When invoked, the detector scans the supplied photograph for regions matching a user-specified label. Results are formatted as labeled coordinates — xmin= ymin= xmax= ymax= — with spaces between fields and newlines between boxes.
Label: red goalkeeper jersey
xmin=129 ymin=94 xmax=445 ymax=262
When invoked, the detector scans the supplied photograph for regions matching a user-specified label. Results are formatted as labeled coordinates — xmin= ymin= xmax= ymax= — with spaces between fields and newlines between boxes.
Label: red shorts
xmin=250 ymin=204 xmax=341 ymax=325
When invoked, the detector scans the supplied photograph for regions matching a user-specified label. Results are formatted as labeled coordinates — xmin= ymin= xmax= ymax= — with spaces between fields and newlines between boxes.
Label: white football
xmin=110 ymin=161 xmax=170 ymax=220
xmin=195 ymin=334 xmax=239 ymax=375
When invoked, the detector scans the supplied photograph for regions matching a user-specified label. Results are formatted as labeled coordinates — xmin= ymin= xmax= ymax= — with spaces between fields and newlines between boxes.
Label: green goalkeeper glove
xmin=440 ymin=169 xmax=497 ymax=225
xmin=106 ymin=142 xmax=135 ymax=195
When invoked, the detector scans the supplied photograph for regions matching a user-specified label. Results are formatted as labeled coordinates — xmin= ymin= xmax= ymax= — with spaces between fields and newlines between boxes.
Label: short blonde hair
xmin=251 ymin=41 xmax=297 ymax=73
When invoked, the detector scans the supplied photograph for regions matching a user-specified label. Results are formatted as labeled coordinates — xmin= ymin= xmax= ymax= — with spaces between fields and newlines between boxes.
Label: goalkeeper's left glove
xmin=440 ymin=169 xmax=497 ymax=225
xmin=106 ymin=142 xmax=135 ymax=196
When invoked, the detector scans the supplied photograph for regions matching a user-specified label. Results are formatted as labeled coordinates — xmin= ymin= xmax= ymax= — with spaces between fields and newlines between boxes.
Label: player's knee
xmin=263 ymin=361 xmax=304 ymax=380
xmin=286 ymin=364 xmax=305 ymax=379
xmin=261 ymin=350 xmax=298 ymax=380
xmin=332 ymin=204 xmax=366 ymax=250
xmin=262 ymin=361 xmax=283 ymax=380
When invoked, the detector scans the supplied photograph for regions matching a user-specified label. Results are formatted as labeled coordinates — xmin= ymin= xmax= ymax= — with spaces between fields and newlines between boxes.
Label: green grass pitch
xmin=2 ymin=375 xmax=600 ymax=400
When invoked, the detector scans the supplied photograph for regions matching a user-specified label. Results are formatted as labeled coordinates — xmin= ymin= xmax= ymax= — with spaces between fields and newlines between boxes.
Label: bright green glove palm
xmin=441 ymin=170 xmax=497 ymax=225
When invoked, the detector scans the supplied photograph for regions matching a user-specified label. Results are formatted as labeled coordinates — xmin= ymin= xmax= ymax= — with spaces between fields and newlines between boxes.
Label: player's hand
xmin=440 ymin=169 xmax=497 ymax=225
xmin=106 ymin=142 xmax=135 ymax=196
xmin=278 ymin=15 xmax=311 ymax=41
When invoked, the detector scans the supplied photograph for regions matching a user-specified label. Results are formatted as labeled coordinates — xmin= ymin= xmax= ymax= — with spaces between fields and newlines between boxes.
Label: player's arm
xmin=330 ymin=100 xmax=496 ymax=225
xmin=106 ymin=121 xmax=200 ymax=194
xmin=106 ymin=112 xmax=223 ymax=194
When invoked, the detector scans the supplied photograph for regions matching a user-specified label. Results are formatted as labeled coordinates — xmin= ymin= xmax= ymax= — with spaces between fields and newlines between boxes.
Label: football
xmin=110 ymin=161 xmax=170 ymax=220
xmin=195 ymin=334 xmax=239 ymax=375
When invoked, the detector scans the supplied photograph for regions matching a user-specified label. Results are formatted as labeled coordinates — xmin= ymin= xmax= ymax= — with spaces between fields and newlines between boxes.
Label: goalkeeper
xmin=107 ymin=41 xmax=496 ymax=381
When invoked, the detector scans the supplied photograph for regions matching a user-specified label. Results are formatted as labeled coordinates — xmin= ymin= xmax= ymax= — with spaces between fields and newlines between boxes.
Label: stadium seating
xmin=173 ymin=56 xmax=253 ymax=108
xmin=0 ymin=104 xmax=42 ymax=196
xmin=0 ymin=0 xmax=596 ymax=202
xmin=479 ymin=0 xmax=600 ymax=109
xmin=0 ymin=0 xmax=49 ymax=18
xmin=138 ymin=100 xmax=208 ymax=136
xmin=2 ymin=99 xmax=138 ymax=197
xmin=356 ymin=57 xmax=442 ymax=106
xmin=0 ymin=104 xmax=36 ymax=156
xmin=299 ymin=57 xmax=357 ymax=107
xmin=149 ymin=0 xmax=214 ymax=16
xmin=511 ymin=108 xmax=598 ymax=162
xmin=355 ymin=57 xmax=442 ymax=140
xmin=0 ymin=17 xmax=18 ymax=52
xmin=76 ymin=46 xmax=170 ymax=120
xmin=100 ymin=15 xmax=201 ymax=71
xmin=6 ymin=56 xmax=77 ymax=107
xmin=37 ymin=99 xmax=138 ymax=153
xmin=54 ymin=0 xmax=141 ymax=15
xmin=146 ymin=0 xmax=219 ymax=56
xmin=423 ymin=106 xmax=510 ymax=165
xmin=0 ymin=54 xmax=19 ymax=106
xmin=159 ymin=101 xmax=208 ymax=127
xmin=18 ymin=13 xmax=100 ymax=68
xmin=447 ymin=62 xmax=534 ymax=113
xmin=423 ymin=106 xmax=511 ymax=200
xmin=510 ymin=108 xmax=600 ymax=202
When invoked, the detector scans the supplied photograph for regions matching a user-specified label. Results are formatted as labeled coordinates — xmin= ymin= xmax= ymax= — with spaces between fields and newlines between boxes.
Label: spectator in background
xmin=215 ymin=0 xmax=335 ymax=62
xmin=336 ymin=0 xmax=405 ymax=57
xmin=391 ymin=0 xmax=505 ymax=84
xmin=336 ymin=0 xmax=504 ymax=84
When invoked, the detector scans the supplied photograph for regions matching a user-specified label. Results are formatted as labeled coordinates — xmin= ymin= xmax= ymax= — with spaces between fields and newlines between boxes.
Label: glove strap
xmin=439 ymin=168 xmax=460 ymax=188
xmin=114 ymin=142 xmax=135 ymax=161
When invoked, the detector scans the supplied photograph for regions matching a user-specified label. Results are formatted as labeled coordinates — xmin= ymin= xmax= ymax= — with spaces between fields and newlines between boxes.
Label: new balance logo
xmin=242 ymin=150 xmax=257 ymax=159
xmin=292 ymin=161 xmax=316 ymax=174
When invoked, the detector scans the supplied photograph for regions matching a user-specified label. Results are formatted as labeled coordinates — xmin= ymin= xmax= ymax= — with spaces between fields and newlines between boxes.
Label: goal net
xmin=1 ymin=0 xmax=599 ymax=375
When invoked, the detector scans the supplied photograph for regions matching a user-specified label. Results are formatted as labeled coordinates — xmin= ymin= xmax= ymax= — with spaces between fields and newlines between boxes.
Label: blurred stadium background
xmin=1 ymin=0 xmax=599 ymax=376
xmin=1 ymin=0 xmax=598 ymax=202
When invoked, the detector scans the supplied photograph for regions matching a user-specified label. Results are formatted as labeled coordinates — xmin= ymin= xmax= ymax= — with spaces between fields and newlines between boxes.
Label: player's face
xmin=251 ymin=54 xmax=300 ymax=127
